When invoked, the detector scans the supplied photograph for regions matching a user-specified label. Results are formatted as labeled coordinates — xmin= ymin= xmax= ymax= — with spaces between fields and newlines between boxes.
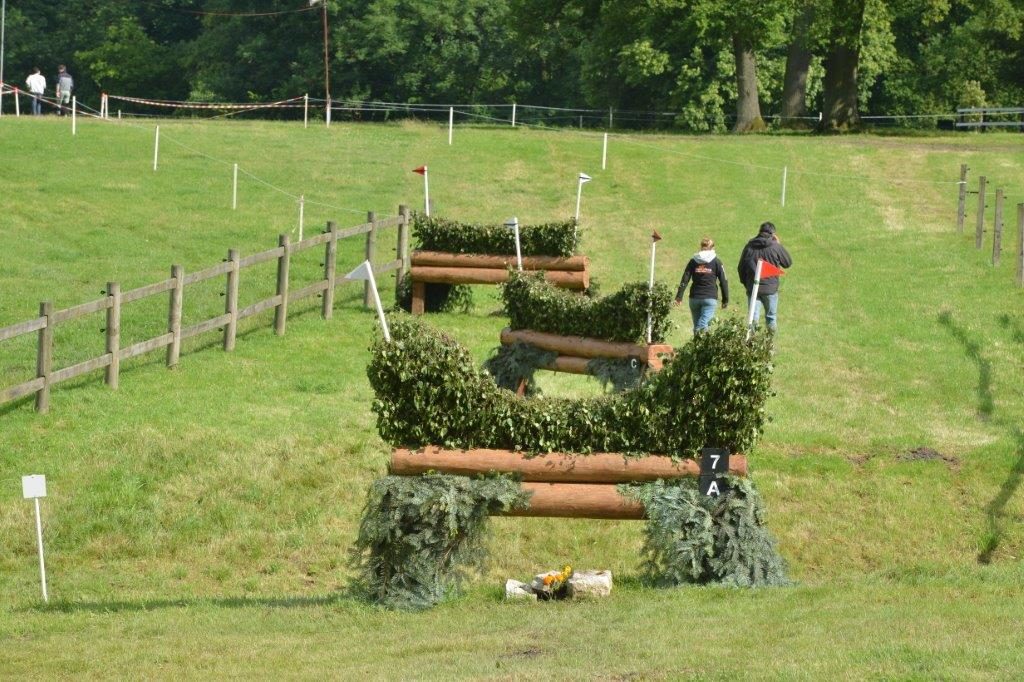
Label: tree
xmin=780 ymin=2 xmax=815 ymax=125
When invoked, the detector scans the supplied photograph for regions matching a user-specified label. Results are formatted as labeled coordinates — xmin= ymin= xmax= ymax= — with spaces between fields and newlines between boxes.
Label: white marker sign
xmin=21 ymin=475 xmax=49 ymax=602
xmin=344 ymin=260 xmax=391 ymax=342
xmin=504 ymin=217 xmax=522 ymax=271
xmin=575 ymin=172 xmax=591 ymax=223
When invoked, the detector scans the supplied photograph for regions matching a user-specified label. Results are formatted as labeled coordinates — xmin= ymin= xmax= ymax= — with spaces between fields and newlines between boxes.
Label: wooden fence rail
xmin=0 ymin=205 xmax=411 ymax=414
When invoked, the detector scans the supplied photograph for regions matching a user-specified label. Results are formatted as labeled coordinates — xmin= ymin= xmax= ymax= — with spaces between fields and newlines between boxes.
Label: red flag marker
xmin=759 ymin=259 xmax=785 ymax=278
xmin=412 ymin=165 xmax=427 ymax=175
xmin=651 ymin=230 xmax=662 ymax=242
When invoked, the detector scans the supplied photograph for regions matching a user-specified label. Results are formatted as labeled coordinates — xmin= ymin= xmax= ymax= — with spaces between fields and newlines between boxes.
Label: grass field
xmin=2 ymin=115 xmax=1024 ymax=678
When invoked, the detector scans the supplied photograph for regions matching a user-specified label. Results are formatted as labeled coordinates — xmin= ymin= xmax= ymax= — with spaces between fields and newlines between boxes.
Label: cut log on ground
xmin=412 ymin=251 xmax=588 ymax=272
xmin=503 ymin=482 xmax=645 ymax=519
xmin=500 ymin=328 xmax=673 ymax=369
xmin=389 ymin=446 xmax=748 ymax=482
xmin=411 ymin=266 xmax=588 ymax=290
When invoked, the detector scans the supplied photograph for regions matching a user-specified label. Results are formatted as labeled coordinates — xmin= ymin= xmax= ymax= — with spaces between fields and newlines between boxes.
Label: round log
xmin=411 ymin=251 xmax=589 ymax=272
xmin=501 ymin=328 xmax=673 ymax=365
xmin=410 ymin=266 xmax=588 ymax=290
xmin=502 ymin=483 xmax=645 ymax=519
xmin=389 ymin=446 xmax=748 ymax=482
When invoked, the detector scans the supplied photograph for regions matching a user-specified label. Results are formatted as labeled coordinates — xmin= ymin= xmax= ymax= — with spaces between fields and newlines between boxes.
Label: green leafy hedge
xmin=412 ymin=213 xmax=579 ymax=257
xmin=502 ymin=270 xmax=672 ymax=343
xmin=368 ymin=315 xmax=773 ymax=458
xmin=350 ymin=473 xmax=529 ymax=610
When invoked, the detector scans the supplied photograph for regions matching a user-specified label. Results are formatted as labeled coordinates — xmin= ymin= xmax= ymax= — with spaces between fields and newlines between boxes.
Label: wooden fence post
xmin=322 ymin=221 xmax=338 ymax=319
xmin=975 ymin=175 xmax=987 ymax=249
xmin=1018 ymin=203 xmax=1024 ymax=288
xmin=167 ymin=265 xmax=183 ymax=367
xmin=105 ymin=282 xmax=121 ymax=389
xmin=35 ymin=302 xmax=53 ymax=413
xmin=398 ymin=205 xmax=411 ymax=279
xmin=224 ymin=249 xmax=240 ymax=351
xmin=957 ymin=163 xmax=968 ymax=233
xmin=993 ymin=189 xmax=1004 ymax=266
xmin=274 ymin=234 xmax=291 ymax=336
xmin=364 ymin=211 xmax=377 ymax=308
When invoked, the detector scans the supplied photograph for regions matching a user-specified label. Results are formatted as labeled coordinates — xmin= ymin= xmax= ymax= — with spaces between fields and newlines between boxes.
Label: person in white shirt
xmin=25 ymin=68 xmax=46 ymax=116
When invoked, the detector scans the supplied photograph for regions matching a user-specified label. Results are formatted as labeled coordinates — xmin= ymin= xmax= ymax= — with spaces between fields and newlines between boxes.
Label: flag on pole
xmin=344 ymin=260 xmax=391 ymax=342
xmin=759 ymin=259 xmax=785 ymax=278
xmin=651 ymin=230 xmax=662 ymax=242
xmin=578 ymin=172 xmax=592 ymax=183
xmin=412 ymin=166 xmax=430 ymax=215
xmin=412 ymin=166 xmax=426 ymax=175
xmin=503 ymin=217 xmax=522 ymax=271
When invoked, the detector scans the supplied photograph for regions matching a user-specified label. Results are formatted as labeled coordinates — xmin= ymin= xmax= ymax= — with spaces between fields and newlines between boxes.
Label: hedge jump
xmin=409 ymin=251 xmax=590 ymax=314
xmin=389 ymin=446 xmax=746 ymax=519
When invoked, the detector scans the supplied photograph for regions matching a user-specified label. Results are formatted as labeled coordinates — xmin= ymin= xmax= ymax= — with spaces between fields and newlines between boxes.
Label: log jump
xmin=389 ymin=446 xmax=747 ymax=519
xmin=409 ymin=251 xmax=590 ymax=314
xmin=500 ymin=328 xmax=673 ymax=372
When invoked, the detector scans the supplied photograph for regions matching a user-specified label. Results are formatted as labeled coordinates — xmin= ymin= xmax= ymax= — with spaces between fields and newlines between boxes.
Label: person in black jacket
xmin=674 ymin=237 xmax=729 ymax=333
xmin=738 ymin=221 xmax=792 ymax=333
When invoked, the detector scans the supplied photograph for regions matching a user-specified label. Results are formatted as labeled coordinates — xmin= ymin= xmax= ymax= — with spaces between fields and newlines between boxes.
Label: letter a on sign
xmin=699 ymin=473 xmax=729 ymax=497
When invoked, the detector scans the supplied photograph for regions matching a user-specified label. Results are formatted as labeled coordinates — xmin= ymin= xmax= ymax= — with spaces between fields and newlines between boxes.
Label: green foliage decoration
xmin=412 ymin=213 xmax=579 ymax=258
xmin=502 ymin=271 xmax=672 ymax=343
xmin=586 ymin=357 xmax=645 ymax=393
xmin=367 ymin=315 xmax=773 ymax=457
xmin=351 ymin=473 xmax=529 ymax=610
xmin=483 ymin=342 xmax=557 ymax=396
xmin=621 ymin=477 xmax=789 ymax=587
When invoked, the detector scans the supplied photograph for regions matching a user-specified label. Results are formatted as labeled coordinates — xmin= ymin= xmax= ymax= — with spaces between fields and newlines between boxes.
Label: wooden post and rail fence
xmin=955 ymin=165 xmax=1024 ymax=285
xmin=0 ymin=205 xmax=412 ymax=414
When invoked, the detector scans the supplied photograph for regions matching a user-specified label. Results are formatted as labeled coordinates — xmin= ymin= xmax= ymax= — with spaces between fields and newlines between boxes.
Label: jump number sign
xmin=699 ymin=447 xmax=730 ymax=497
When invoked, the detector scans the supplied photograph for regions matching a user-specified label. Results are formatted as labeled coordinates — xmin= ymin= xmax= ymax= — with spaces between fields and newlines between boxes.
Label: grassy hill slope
xmin=1 ymin=117 xmax=1023 ymax=677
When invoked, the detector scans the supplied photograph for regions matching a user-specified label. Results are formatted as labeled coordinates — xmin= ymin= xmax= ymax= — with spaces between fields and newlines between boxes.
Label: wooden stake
xmin=167 ymin=265 xmax=183 ymax=367
xmin=1017 ymin=203 xmax=1024 ymax=287
xmin=976 ymin=175 xmax=987 ymax=249
xmin=364 ymin=212 xmax=377 ymax=308
xmin=993 ymin=188 xmax=1004 ymax=266
xmin=397 ymin=205 xmax=411 ymax=279
xmin=224 ymin=249 xmax=240 ymax=350
xmin=322 ymin=222 xmax=338 ymax=319
xmin=274 ymin=234 xmax=291 ymax=335
xmin=35 ymin=302 xmax=53 ymax=413
xmin=105 ymin=282 xmax=120 ymax=389
xmin=957 ymin=163 xmax=968 ymax=233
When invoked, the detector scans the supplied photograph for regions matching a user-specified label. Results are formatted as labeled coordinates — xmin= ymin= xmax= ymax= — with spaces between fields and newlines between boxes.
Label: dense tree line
xmin=2 ymin=0 xmax=1022 ymax=130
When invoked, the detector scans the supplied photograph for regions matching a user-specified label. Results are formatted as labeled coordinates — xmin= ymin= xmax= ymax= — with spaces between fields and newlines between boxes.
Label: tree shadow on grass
xmin=997 ymin=313 xmax=1024 ymax=346
xmin=24 ymin=589 xmax=358 ymax=615
xmin=978 ymin=429 xmax=1024 ymax=564
xmin=937 ymin=311 xmax=993 ymax=419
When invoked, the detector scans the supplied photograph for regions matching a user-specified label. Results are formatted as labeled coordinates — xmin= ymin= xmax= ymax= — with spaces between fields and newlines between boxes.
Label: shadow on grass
xmin=937 ymin=311 xmax=993 ymax=419
xmin=997 ymin=313 xmax=1024 ymax=345
xmin=977 ymin=428 xmax=1024 ymax=564
xmin=26 ymin=589 xmax=358 ymax=615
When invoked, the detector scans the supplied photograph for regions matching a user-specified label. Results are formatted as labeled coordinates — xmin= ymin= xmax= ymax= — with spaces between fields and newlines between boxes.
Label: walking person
xmin=674 ymin=237 xmax=729 ymax=333
xmin=738 ymin=221 xmax=792 ymax=333
xmin=25 ymin=68 xmax=46 ymax=116
xmin=54 ymin=65 xmax=73 ymax=116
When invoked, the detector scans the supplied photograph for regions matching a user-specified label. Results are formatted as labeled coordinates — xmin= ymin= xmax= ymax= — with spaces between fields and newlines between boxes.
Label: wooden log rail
xmin=500 ymin=328 xmax=673 ymax=392
xmin=390 ymin=446 xmax=747 ymax=519
xmin=409 ymin=251 xmax=590 ymax=315
xmin=0 ymin=205 xmax=413 ymax=414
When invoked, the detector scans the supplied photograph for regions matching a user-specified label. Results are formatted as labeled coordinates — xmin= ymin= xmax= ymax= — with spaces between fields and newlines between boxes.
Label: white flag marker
xmin=575 ymin=172 xmax=592 ymax=223
xmin=412 ymin=166 xmax=429 ymax=216
xmin=298 ymin=194 xmax=305 ymax=242
xmin=781 ymin=166 xmax=788 ymax=207
xmin=504 ymin=217 xmax=522 ymax=271
xmin=343 ymin=260 xmax=391 ymax=342
xmin=448 ymin=106 xmax=454 ymax=145
xmin=303 ymin=93 xmax=309 ymax=129
xmin=602 ymin=133 xmax=608 ymax=170
xmin=232 ymin=163 xmax=238 ymax=210
xmin=511 ymin=102 xmax=517 ymax=127
xmin=647 ymin=231 xmax=662 ymax=344
xmin=71 ymin=96 xmax=77 ymax=136
xmin=22 ymin=475 xmax=49 ymax=602
xmin=153 ymin=125 xmax=160 ymax=171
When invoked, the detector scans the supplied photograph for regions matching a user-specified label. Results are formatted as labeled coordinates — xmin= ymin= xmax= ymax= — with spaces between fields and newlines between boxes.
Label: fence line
xmin=0 ymin=206 xmax=412 ymax=415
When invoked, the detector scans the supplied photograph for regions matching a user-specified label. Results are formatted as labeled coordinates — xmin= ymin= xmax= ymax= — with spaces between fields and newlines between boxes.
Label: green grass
xmin=2 ymin=116 xmax=1024 ymax=677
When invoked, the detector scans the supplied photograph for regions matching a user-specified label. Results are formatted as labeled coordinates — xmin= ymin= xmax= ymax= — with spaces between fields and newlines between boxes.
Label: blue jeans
xmin=750 ymin=292 xmax=779 ymax=332
xmin=689 ymin=298 xmax=718 ymax=333
xmin=31 ymin=94 xmax=42 ymax=116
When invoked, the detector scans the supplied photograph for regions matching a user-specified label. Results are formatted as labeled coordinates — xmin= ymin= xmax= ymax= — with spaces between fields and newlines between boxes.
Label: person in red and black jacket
xmin=674 ymin=236 xmax=729 ymax=333
xmin=738 ymin=221 xmax=792 ymax=333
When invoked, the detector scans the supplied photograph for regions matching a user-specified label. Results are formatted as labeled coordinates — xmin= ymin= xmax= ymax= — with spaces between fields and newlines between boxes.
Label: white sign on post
xmin=343 ymin=260 xmax=391 ymax=342
xmin=21 ymin=474 xmax=49 ymax=603
xmin=504 ymin=217 xmax=522 ymax=271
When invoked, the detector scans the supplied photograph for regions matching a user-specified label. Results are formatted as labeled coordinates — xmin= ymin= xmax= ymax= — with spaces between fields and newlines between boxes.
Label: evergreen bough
xmin=351 ymin=473 xmax=529 ymax=610
xmin=413 ymin=213 xmax=579 ymax=257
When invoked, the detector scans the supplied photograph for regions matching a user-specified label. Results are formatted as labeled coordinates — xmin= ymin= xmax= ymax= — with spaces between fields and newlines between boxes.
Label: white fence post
xmin=448 ymin=106 xmax=454 ymax=145
xmin=153 ymin=125 xmax=160 ymax=171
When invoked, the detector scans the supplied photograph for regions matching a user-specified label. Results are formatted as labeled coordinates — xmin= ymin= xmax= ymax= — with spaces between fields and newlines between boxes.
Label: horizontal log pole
xmin=390 ymin=447 xmax=747 ymax=483
xmin=501 ymin=328 xmax=673 ymax=364
xmin=504 ymin=483 xmax=645 ymax=519
xmin=412 ymin=251 xmax=589 ymax=272
xmin=411 ymin=266 xmax=587 ymax=290
xmin=0 ymin=316 xmax=47 ymax=342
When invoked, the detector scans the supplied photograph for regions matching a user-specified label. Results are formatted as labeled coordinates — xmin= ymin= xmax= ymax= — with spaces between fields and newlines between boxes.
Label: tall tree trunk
xmin=820 ymin=0 xmax=867 ymax=132
xmin=732 ymin=34 xmax=765 ymax=132
xmin=780 ymin=5 xmax=814 ymax=127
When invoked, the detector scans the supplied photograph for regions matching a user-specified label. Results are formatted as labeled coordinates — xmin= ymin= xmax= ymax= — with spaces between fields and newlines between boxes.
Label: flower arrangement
xmin=534 ymin=564 xmax=574 ymax=600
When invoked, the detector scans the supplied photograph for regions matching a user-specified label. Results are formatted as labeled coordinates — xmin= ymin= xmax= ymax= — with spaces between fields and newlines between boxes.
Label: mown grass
xmin=2 ymin=116 xmax=1024 ymax=677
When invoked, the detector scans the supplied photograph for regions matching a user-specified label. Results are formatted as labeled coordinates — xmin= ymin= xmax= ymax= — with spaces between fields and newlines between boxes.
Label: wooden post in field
xmin=364 ymin=211 xmax=377 ymax=308
xmin=397 ymin=205 xmax=411 ymax=279
xmin=993 ymin=189 xmax=1004 ymax=266
xmin=957 ymin=163 xmax=968 ymax=233
xmin=975 ymin=176 xmax=987 ymax=249
xmin=322 ymin=221 xmax=338 ymax=319
xmin=167 ymin=265 xmax=183 ymax=367
xmin=35 ymin=302 xmax=53 ymax=413
xmin=224 ymin=249 xmax=240 ymax=351
xmin=1017 ymin=203 xmax=1024 ymax=287
xmin=274 ymin=234 xmax=291 ymax=335
xmin=105 ymin=282 xmax=121 ymax=389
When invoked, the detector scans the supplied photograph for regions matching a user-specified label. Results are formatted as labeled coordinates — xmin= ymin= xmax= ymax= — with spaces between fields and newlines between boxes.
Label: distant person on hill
xmin=674 ymin=236 xmax=729 ymax=333
xmin=25 ymin=68 xmax=46 ymax=116
xmin=738 ymin=221 xmax=792 ymax=333
xmin=54 ymin=65 xmax=73 ymax=116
